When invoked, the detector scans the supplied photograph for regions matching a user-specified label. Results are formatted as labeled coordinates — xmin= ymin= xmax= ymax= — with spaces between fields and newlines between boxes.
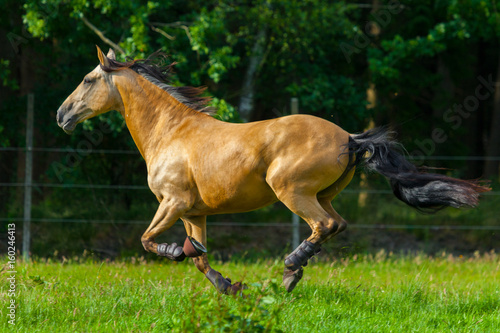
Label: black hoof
xmin=229 ymin=282 xmax=248 ymax=295
xmin=206 ymin=269 xmax=247 ymax=295
xmin=283 ymin=267 xmax=303 ymax=292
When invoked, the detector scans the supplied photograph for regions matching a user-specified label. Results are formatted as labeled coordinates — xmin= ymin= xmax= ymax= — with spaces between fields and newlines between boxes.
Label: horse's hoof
xmin=283 ymin=267 xmax=303 ymax=292
xmin=228 ymin=281 xmax=248 ymax=296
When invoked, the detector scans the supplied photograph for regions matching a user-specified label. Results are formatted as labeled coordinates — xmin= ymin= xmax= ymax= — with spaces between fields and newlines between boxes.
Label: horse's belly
xmin=189 ymin=174 xmax=278 ymax=215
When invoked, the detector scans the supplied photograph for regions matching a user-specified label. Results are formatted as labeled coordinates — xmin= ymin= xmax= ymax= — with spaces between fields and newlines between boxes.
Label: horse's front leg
xmin=182 ymin=215 xmax=245 ymax=295
xmin=140 ymin=198 xmax=188 ymax=257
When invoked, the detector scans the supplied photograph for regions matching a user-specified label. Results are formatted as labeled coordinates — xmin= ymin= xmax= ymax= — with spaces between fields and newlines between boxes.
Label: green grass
xmin=2 ymin=252 xmax=500 ymax=332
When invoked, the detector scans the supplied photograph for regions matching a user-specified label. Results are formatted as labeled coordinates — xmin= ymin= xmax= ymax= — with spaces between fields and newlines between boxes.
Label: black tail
xmin=347 ymin=128 xmax=490 ymax=211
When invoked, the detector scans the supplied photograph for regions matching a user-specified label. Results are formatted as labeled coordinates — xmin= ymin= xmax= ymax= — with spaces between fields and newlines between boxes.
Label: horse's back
xmin=263 ymin=114 xmax=349 ymax=150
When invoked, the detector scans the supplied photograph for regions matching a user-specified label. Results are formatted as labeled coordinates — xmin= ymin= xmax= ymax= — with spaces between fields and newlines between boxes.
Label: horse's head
xmin=57 ymin=46 xmax=123 ymax=134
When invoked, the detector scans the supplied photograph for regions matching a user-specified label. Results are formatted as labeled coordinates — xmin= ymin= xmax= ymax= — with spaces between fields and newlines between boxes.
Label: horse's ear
xmin=106 ymin=48 xmax=116 ymax=60
xmin=96 ymin=45 xmax=110 ymax=68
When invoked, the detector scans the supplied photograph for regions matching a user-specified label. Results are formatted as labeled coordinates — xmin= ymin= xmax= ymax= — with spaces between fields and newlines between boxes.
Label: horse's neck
xmin=115 ymin=75 xmax=200 ymax=163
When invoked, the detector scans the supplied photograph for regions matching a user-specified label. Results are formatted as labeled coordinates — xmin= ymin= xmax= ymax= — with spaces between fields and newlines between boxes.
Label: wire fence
xmin=2 ymin=217 xmax=500 ymax=231
xmin=2 ymin=146 xmax=499 ymax=231
xmin=2 ymin=102 xmax=500 ymax=259
xmin=4 ymin=146 xmax=500 ymax=160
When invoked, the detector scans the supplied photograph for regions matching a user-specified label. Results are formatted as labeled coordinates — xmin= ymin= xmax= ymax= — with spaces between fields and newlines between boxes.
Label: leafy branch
xmin=80 ymin=15 xmax=125 ymax=55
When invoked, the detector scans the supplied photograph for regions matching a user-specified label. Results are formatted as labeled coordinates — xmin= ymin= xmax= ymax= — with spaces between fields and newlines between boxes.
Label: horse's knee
xmin=141 ymin=235 xmax=155 ymax=253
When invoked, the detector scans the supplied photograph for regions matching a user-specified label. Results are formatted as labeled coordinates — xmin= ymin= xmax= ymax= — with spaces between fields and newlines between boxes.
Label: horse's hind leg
xmin=181 ymin=216 xmax=244 ymax=295
xmin=278 ymin=194 xmax=346 ymax=292
xmin=315 ymin=167 xmax=354 ymax=243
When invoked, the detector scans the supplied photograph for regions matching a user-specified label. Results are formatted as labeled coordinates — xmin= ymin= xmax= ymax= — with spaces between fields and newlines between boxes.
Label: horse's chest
xmin=146 ymin=158 xmax=191 ymax=196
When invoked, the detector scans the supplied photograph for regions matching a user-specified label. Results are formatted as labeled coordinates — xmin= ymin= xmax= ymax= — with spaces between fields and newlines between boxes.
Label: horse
xmin=56 ymin=46 xmax=490 ymax=294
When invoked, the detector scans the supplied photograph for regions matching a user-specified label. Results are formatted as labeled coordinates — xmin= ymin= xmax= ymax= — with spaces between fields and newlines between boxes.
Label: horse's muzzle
xmin=56 ymin=105 xmax=76 ymax=135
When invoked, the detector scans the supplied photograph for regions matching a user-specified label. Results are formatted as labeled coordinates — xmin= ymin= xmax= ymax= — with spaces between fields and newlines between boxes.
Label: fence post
xmin=290 ymin=97 xmax=300 ymax=249
xmin=23 ymin=93 xmax=34 ymax=261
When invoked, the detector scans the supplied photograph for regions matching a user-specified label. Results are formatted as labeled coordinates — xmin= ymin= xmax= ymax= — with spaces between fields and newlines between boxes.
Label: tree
xmin=367 ymin=0 xmax=500 ymax=179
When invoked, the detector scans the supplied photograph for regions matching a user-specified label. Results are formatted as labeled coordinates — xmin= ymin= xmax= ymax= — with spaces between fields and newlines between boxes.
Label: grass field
xmin=2 ymin=251 xmax=500 ymax=332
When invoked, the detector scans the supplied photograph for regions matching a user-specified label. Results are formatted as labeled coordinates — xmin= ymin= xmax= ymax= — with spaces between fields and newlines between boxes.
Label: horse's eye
xmin=84 ymin=77 xmax=93 ymax=84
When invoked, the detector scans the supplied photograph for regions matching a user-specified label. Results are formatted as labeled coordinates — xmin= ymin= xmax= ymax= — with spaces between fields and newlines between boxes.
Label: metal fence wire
xmin=2 ymin=94 xmax=499 ymax=258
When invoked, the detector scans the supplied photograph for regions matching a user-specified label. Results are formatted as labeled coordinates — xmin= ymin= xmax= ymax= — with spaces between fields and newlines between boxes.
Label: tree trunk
xmin=484 ymin=53 xmax=500 ymax=180
xmin=358 ymin=0 xmax=380 ymax=207
xmin=238 ymin=28 xmax=267 ymax=122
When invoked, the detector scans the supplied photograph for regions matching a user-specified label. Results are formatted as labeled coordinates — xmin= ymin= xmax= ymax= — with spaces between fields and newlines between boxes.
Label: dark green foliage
xmin=1 ymin=1 xmax=499 ymax=258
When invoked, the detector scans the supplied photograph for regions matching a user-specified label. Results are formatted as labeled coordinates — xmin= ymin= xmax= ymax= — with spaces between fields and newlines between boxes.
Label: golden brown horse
xmin=56 ymin=47 xmax=490 ymax=294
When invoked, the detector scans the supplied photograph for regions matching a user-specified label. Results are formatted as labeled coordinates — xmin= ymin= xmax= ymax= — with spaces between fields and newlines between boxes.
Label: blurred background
xmin=1 ymin=0 xmax=499 ymax=260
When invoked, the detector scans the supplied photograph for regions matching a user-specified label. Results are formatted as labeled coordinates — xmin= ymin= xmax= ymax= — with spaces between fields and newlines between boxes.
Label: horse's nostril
xmin=67 ymin=103 xmax=73 ymax=111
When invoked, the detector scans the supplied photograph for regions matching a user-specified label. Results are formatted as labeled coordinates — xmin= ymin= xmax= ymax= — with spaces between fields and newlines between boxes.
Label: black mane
xmin=100 ymin=52 xmax=213 ymax=114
